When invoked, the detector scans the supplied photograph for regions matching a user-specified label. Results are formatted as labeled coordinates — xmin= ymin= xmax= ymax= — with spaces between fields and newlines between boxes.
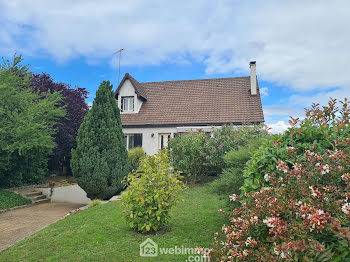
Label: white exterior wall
xmin=117 ymin=80 xmax=143 ymax=113
xmin=123 ymin=127 xmax=177 ymax=155
xmin=123 ymin=126 xmax=220 ymax=155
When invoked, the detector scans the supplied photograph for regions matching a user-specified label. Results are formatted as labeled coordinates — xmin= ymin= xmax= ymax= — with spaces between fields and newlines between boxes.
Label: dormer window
xmin=121 ymin=96 xmax=134 ymax=112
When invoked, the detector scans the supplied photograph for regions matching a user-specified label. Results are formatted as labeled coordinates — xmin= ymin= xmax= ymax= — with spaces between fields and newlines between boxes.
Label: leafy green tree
xmin=0 ymin=54 xmax=65 ymax=187
xmin=31 ymin=73 xmax=89 ymax=176
xmin=71 ymin=80 xmax=130 ymax=200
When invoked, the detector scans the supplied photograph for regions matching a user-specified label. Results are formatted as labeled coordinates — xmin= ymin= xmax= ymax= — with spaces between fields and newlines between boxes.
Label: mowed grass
xmin=0 ymin=185 xmax=227 ymax=262
xmin=0 ymin=190 xmax=31 ymax=210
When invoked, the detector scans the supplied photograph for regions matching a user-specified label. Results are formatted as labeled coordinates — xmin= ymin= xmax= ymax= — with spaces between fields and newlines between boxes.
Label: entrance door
xmin=159 ymin=133 xmax=171 ymax=150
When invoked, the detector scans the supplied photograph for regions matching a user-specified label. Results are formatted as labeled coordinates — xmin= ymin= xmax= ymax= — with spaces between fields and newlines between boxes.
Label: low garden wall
xmin=37 ymin=184 xmax=91 ymax=204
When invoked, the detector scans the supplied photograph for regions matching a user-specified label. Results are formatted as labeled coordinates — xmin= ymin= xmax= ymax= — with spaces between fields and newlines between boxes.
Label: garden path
xmin=0 ymin=202 xmax=83 ymax=251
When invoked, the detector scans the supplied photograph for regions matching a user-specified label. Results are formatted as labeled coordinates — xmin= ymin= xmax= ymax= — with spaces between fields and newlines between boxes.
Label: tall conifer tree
xmin=71 ymin=81 xmax=130 ymax=199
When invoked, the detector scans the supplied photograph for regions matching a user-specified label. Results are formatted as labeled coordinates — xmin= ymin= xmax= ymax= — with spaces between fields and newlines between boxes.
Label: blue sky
xmin=1 ymin=0 xmax=349 ymax=133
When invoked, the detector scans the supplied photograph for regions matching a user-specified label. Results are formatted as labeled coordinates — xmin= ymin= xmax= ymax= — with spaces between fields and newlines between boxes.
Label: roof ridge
xmin=115 ymin=72 xmax=147 ymax=100
xmin=141 ymin=76 xmax=250 ymax=84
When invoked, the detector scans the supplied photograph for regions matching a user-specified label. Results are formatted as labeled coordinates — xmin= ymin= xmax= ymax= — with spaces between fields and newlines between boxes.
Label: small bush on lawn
xmin=243 ymin=98 xmax=350 ymax=194
xmin=88 ymin=199 xmax=102 ymax=208
xmin=168 ymin=131 xmax=210 ymax=184
xmin=0 ymin=190 xmax=32 ymax=210
xmin=128 ymin=147 xmax=146 ymax=171
xmin=121 ymin=151 xmax=187 ymax=233
xmin=206 ymin=138 xmax=350 ymax=261
xmin=210 ymin=139 xmax=263 ymax=207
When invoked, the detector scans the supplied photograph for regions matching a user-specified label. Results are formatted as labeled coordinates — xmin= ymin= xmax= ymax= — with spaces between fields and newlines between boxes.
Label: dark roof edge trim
xmin=114 ymin=73 xmax=147 ymax=100
xmin=122 ymin=121 xmax=264 ymax=128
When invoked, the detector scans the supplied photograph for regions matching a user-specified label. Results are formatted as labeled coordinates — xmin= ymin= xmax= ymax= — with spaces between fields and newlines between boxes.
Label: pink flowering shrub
xmin=243 ymin=98 xmax=350 ymax=193
xmin=206 ymin=98 xmax=350 ymax=261
xmin=208 ymin=139 xmax=350 ymax=261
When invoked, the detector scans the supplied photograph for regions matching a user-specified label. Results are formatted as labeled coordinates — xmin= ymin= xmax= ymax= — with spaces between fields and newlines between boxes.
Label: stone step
xmin=33 ymin=198 xmax=50 ymax=205
xmin=25 ymin=191 xmax=42 ymax=197
xmin=28 ymin=194 xmax=47 ymax=201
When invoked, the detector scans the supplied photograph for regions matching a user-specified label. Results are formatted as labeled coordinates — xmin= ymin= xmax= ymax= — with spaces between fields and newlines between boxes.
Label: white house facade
xmin=115 ymin=62 xmax=264 ymax=155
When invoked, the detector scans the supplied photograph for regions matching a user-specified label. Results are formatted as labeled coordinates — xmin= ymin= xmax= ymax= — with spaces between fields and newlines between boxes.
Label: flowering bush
xmin=206 ymin=98 xmax=350 ymax=261
xmin=121 ymin=151 xmax=187 ymax=233
xmin=168 ymin=125 xmax=265 ymax=183
xmin=207 ymin=138 xmax=350 ymax=261
xmin=207 ymin=124 xmax=264 ymax=175
xmin=168 ymin=131 xmax=210 ymax=183
xmin=243 ymin=98 xmax=350 ymax=193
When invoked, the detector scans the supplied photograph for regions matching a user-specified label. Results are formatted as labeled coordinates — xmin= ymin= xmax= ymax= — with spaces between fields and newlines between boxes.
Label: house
xmin=115 ymin=61 xmax=264 ymax=155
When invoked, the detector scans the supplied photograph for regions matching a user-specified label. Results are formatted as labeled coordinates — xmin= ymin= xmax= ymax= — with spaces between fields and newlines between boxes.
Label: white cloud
xmin=267 ymin=121 xmax=290 ymax=134
xmin=260 ymin=87 xmax=268 ymax=97
xmin=0 ymin=0 xmax=349 ymax=92
xmin=264 ymin=105 xmax=304 ymax=118
xmin=1 ymin=0 xmax=349 ymax=124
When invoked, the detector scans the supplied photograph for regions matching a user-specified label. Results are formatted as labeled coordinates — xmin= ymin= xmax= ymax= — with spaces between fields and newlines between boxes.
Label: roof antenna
xmin=113 ymin=48 xmax=124 ymax=88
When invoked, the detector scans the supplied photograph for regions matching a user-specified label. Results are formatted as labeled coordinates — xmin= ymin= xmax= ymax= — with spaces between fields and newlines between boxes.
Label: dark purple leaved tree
xmin=31 ymin=73 xmax=89 ymax=175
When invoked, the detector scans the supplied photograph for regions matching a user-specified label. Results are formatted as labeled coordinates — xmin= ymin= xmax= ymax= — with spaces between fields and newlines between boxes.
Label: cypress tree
xmin=71 ymin=80 xmax=130 ymax=200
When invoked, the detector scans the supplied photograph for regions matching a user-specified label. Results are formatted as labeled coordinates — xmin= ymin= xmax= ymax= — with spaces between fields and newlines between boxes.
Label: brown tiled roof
xmin=116 ymin=74 xmax=264 ymax=127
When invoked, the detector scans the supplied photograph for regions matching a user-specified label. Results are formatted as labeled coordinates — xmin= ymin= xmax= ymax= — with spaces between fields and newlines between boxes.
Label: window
xmin=124 ymin=134 xmax=142 ymax=150
xmin=121 ymin=96 xmax=134 ymax=112
xmin=159 ymin=133 xmax=171 ymax=150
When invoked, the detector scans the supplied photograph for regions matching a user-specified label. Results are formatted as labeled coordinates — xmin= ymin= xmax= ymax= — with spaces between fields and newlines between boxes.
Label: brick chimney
xmin=250 ymin=61 xmax=257 ymax=95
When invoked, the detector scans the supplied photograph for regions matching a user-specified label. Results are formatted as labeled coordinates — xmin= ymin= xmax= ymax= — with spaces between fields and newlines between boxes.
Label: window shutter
xmin=121 ymin=98 xmax=124 ymax=112
xmin=134 ymin=134 xmax=143 ymax=147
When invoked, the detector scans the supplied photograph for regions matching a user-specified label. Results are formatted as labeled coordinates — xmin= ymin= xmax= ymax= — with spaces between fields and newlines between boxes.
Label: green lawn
xmin=0 ymin=185 xmax=227 ymax=262
xmin=0 ymin=190 xmax=31 ymax=210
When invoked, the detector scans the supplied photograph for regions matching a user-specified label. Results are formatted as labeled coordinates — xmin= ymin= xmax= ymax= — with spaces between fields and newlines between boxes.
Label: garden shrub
xmin=71 ymin=80 xmax=130 ymax=200
xmin=243 ymin=98 xmax=350 ymax=194
xmin=128 ymin=147 xmax=146 ymax=171
xmin=206 ymin=137 xmax=350 ymax=261
xmin=168 ymin=131 xmax=210 ymax=184
xmin=210 ymin=139 xmax=263 ymax=207
xmin=207 ymin=124 xmax=264 ymax=175
xmin=0 ymin=190 xmax=32 ymax=210
xmin=88 ymin=199 xmax=102 ymax=208
xmin=205 ymin=98 xmax=350 ymax=261
xmin=168 ymin=125 xmax=265 ymax=183
xmin=121 ymin=151 xmax=187 ymax=233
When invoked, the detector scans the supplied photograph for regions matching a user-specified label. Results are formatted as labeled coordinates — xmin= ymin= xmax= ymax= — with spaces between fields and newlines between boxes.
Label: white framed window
xmin=121 ymin=96 xmax=134 ymax=112
xmin=159 ymin=133 xmax=171 ymax=150
xmin=124 ymin=134 xmax=142 ymax=150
